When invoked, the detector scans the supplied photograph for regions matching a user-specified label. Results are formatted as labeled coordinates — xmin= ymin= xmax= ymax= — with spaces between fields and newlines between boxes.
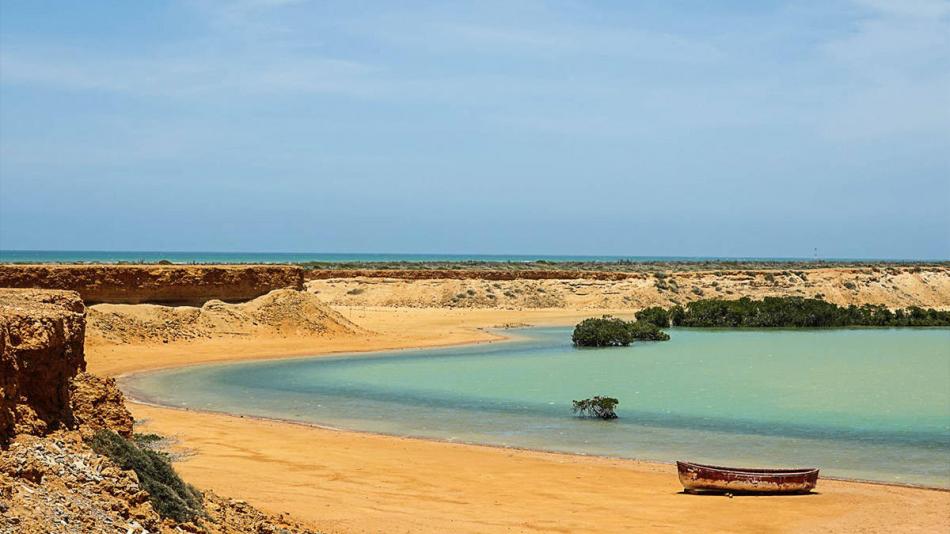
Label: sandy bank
xmin=86 ymin=305 xmax=950 ymax=533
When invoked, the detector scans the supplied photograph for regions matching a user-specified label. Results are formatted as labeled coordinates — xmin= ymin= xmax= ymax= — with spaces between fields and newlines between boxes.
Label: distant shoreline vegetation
xmin=636 ymin=297 xmax=950 ymax=328
xmin=573 ymin=297 xmax=948 ymax=347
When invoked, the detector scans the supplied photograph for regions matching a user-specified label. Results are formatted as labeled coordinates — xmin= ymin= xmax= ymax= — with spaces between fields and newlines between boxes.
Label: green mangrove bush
xmin=665 ymin=296 xmax=950 ymax=328
xmin=572 ymin=396 xmax=619 ymax=420
xmin=634 ymin=306 xmax=671 ymax=328
xmin=572 ymin=315 xmax=670 ymax=346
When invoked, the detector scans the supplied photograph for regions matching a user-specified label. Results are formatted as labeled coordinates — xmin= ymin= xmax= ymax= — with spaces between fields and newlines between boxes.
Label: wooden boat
xmin=677 ymin=461 xmax=819 ymax=494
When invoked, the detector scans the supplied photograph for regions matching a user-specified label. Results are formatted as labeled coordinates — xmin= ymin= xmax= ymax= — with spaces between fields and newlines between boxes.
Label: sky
xmin=0 ymin=0 xmax=948 ymax=259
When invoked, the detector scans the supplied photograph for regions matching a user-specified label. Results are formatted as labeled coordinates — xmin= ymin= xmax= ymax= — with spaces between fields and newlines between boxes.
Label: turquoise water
xmin=0 ymin=249 xmax=910 ymax=264
xmin=124 ymin=328 xmax=950 ymax=487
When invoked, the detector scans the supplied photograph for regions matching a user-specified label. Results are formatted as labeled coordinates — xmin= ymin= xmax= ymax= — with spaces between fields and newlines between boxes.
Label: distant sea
xmin=0 ymin=250 xmax=933 ymax=264
xmin=0 ymin=250 xmax=876 ymax=264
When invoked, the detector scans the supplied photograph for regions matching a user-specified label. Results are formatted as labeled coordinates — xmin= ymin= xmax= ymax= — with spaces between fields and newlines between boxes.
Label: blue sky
xmin=1 ymin=0 xmax=948 ymax=259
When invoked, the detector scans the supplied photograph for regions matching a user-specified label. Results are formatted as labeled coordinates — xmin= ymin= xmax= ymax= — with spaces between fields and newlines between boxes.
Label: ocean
xmin=0 ymin=249 xmax=913 ymax=264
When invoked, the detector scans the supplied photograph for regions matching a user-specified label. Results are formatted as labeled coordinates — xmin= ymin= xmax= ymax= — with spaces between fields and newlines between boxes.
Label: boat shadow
xmin=679 ymin=490 xmax=819 ymax=497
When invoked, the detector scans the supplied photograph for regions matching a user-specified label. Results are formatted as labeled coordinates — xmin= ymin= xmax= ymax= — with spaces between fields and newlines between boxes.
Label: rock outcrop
xmin=0 ymin=290 xmax=86 ymax=444
xmin=0 ymin=265 xmax=304 ymax=305
xmin=68 ymin=373 xmax=134 ymax=438
xmin=0 ymin=289 xmax=133 ymax=447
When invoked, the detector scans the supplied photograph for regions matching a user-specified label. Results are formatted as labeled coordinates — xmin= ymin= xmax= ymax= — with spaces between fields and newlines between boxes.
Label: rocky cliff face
xmin=0 ymin=290 xmax=86 ymax=444
xmin=0 ymin=265 xmax=304 ymax=305
xmin=0 ymin=289 xmax=133 ymax=447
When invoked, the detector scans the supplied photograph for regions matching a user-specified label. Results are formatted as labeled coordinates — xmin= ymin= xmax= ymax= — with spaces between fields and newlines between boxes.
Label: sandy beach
xmin=86 ymin=305 xmax=950 ymax=534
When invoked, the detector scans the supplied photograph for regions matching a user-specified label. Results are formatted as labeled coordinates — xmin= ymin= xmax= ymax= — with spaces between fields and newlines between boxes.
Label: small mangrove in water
xmin=572 ymin=396 xmax=619 ymax=420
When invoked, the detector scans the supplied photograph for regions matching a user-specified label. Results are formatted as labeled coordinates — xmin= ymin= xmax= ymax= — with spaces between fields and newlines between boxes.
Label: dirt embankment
xmin=308 ymin=266 xmax=950 ymax=310
xmin=0 ymin=265 xmax=304 ymax=305
xmin=87 ymin=288 xmax=362 ymax=345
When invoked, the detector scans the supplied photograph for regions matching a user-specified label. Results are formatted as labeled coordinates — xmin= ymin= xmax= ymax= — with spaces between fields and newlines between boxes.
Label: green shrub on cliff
xmin=87 ymin=429 xmax=203 ymax=522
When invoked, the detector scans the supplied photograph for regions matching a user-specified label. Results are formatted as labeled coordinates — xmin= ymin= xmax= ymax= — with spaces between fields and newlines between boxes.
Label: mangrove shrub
xmin=635 ymin=306 xmax=671 ymax=328
xmin=666 ymin=296 xmax=950 ymax=328
xmin=572 ymin=396 xmax=619 ymax=420
xmin=572 ymin=315 xmax=670 ymax=346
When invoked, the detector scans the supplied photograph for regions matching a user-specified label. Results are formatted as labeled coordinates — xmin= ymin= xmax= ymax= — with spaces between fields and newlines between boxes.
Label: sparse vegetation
xmin=572 ymin=396 xmax=619 ymax=420
xmin=132 ymin=433 xmax=172 ymax=460
xmin=86 ymin=429 xmax=203 ymax=523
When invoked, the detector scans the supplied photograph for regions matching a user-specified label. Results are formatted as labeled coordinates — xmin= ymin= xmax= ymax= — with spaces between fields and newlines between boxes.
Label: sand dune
xmin=88 ymin=288 xmax=361 ymax=345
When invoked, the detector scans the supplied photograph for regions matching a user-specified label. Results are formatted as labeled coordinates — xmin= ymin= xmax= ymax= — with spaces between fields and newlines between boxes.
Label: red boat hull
xmin=677 ymin=461 xmax=819 ymax=494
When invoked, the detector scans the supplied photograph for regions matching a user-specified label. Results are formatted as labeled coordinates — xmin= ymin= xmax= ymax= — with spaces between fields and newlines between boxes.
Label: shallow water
xmin=125 ymin=328 xmax=950 ymax=487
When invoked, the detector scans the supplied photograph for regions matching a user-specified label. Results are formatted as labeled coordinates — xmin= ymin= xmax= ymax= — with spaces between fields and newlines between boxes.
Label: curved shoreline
xmin=116 ymin=327 xmax=950 ymax=493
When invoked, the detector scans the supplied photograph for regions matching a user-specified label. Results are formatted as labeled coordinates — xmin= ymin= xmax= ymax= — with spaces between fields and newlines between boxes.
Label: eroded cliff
xmin=0 ymin=265 xmax=304 ymax=305
xmin=0 ymin=289 xmax=87 ymax=444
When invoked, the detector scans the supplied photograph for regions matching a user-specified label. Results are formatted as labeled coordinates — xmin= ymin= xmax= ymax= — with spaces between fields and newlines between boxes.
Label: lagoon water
xmin=125 ymin=328 xmax=950 ymax=488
